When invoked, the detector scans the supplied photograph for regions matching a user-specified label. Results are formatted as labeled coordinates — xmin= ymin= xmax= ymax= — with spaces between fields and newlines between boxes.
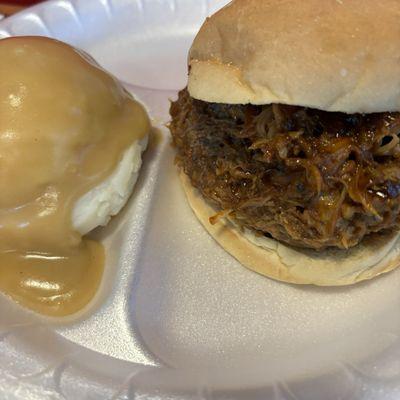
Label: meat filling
xmin=169 ymin=88 xmax=400 ymax=249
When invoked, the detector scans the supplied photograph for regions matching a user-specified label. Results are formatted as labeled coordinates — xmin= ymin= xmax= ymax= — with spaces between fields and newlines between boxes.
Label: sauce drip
xmin=0 ymin=37 xmax=149 ymax=317
xmin=0 ymin=241 xmax=104 ymax=317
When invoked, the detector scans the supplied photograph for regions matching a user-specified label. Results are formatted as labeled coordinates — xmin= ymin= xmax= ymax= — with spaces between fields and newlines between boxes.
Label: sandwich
xmin=169 ymin=0 xmax=400 ymax=286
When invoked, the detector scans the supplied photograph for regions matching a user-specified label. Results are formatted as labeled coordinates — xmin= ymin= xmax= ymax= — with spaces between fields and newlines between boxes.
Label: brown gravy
xmin=0 ymin=36 xmax=149 ymax=316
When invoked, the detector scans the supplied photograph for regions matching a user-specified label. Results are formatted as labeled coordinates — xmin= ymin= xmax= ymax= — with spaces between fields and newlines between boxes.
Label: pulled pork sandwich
xmin=169 ymin=0 xmax=400 ymax=286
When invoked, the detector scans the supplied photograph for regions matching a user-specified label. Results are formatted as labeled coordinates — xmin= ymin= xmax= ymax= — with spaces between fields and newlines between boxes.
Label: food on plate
xmin=169 ymin=0 xmax=400 ymax=285
xmin=0 ymin=36 xmax=150 ymax=315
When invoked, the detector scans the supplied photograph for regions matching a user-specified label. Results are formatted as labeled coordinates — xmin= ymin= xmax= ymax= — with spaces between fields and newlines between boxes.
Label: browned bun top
xmin=188 ymin=0 xmax=400 ymax=113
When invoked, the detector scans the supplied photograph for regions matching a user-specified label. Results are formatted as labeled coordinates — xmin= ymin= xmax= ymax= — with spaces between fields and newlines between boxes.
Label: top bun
xmin=188 ymin=0 xmax=400 ymax=113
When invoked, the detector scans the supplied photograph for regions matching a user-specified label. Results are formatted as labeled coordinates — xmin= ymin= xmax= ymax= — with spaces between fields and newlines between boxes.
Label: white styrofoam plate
xmin=1 ymin=1 xmax=400 ymax=399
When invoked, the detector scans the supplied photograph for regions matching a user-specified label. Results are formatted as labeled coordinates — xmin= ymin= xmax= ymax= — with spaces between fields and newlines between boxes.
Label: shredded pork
xmin=169 ymin=88 xmax=400 ymax=249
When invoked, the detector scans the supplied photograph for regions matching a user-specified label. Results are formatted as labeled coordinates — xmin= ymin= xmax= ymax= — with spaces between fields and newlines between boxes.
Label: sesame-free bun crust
xmin=180 ymin=171 xmax=400 ymax=286
xmin=188 ymin=0 xmax=400 ymax=113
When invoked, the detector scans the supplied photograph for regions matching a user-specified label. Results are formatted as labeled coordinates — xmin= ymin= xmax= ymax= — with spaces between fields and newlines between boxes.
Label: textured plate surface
xmin=1 ymin=1 xmax=400 ymax=399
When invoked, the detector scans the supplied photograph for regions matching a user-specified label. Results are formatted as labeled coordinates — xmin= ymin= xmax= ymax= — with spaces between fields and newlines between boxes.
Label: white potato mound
xmin=72 ymin=135 xmax=148 ymax=235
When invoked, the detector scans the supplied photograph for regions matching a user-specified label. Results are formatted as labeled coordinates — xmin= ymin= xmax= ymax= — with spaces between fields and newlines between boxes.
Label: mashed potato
xmin=73 ymin=136 xmax=148 ymax=235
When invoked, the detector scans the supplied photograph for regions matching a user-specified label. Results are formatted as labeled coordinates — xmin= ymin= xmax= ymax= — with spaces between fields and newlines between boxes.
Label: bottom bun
xmin=180 ymin=171 xmax=400 ymax=286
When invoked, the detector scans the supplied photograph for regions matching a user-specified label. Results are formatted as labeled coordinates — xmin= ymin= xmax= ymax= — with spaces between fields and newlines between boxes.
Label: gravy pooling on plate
xmin=0 ymin=36 xmax=149 ymax=316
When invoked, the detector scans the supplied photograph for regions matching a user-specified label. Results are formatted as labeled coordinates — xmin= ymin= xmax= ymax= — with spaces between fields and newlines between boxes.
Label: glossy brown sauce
xmin=0 ymin=36 xmax=149 ymax=317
